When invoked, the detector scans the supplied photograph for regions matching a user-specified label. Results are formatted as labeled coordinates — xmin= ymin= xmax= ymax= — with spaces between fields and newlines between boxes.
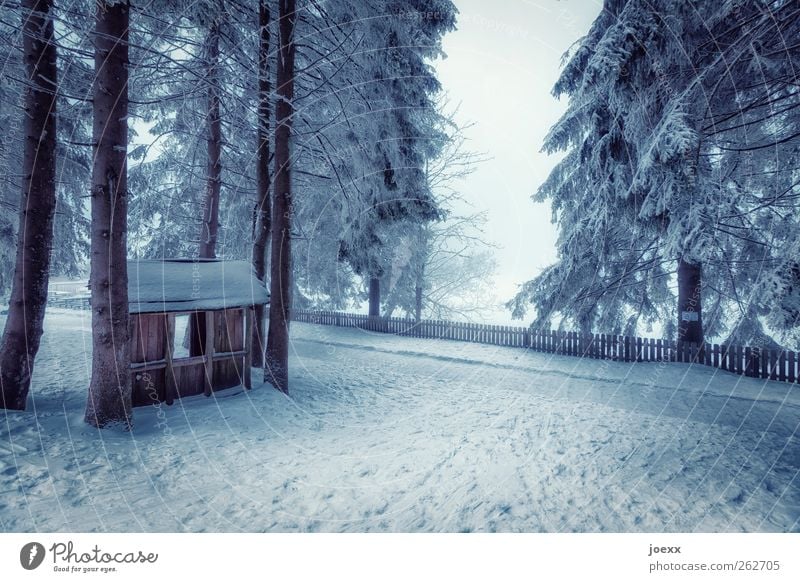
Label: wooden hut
xmin=127 ymin=259 xmax=269 ymax=407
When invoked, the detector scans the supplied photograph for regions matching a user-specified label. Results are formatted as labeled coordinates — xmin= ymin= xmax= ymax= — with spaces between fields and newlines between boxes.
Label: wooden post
xmin=164 ymin=313 xmax=176 ymax=405
xmin=204 ymin=310 xmax=215 ymax=396
xmin=244 ymin=307 xmax=253 ymax=389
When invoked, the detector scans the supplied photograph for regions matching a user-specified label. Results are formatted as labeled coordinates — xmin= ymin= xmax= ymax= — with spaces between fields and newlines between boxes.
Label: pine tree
xmin=0 ymin=0 xmax=59 ymax=410
xmin=512 ymin=0 xmax=800 ymax=346
xmin=85 ymin=0 xmax=132 ymax=429
xmin=251 ymin=0 xmax=272 ymax=368
xmin=198 ymin=14 xmax=223 ymax=259
xmin=264 ymin=0 xmax=296 ymax=393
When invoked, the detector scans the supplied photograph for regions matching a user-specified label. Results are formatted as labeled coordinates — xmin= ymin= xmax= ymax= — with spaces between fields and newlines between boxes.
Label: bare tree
xmin=264 ymin=0 xmax=296 ymax=393
xmin=85 ymin=0 xmax=132 ymax=429
xmin=0 ymin=0 xmax=58 ymax=410
xmin=384 ymin=101 xmax=493 ymax=322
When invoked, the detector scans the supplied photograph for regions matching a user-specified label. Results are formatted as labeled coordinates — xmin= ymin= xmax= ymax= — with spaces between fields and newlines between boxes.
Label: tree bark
xmin=0 ymin=0 xmax=58 ymax=411
xmin=677 ymin=257 xmax=703 ymax=344
xmin=251 ymin=0 xmax=271 ymax=368
xmin=188 ymin=19 xmax=223 ymax=357
xmin=85 ymin=0 xmax=132 ymax=429
xmin=198 ymin=19 xmax=222 ymax=259
xmin=415 ymin=280 xmax=423 ymax=322
xmin=264 ymin=0 xmax=296 ymax=393
xmin=368 ymin=277 xmax=381 ymax=317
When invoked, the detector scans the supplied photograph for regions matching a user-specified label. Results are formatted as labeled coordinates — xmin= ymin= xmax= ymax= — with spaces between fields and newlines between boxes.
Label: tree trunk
xmin=415 ymin=281 xmax=423 ymax=322
xmin=0 ymin=0 xmax=58 ymax=411
xmin=85 ymin=0 xmax=132 ymax=429
xmin=251 ymin=0 xmax=271 ymax=368
xmin=368 ymin=277 xmax=381 ymax=317
xmin=188 ymin=20 xmax=223 ymax=357
xmin=264 ymin=0 xmax=296 ymax=393
xmin=198 ymin=19 xmax=222 ymax=259
xmin=677 ymin=257 xmax=703 ymax=344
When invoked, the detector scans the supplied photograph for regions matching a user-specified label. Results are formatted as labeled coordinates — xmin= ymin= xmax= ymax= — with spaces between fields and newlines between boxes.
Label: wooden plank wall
xmin=131 ymin=313 xmax=166 ymax=406
xmin=291 ymin=309 xmax=800 ymax=385
xmin=213 ymin=308 xmax=246 ymax=391
xmin=130 ymin=308 xmax=248 ymax=407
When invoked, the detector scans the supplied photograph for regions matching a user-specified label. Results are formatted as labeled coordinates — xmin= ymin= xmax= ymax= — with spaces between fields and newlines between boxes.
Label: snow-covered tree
xmin=512 ymin=0 xmax=800 ymax=346
xmin=264 ymin=0 xmax=296 ymax=392
xmin=85 ymin=0 xmax=132 ymax=428
xmin=0 ymin=1 xmax=90 ymax=295
xmin=0 ymin=0 xmax=59 ymax=411
xmin=292 ymin=1 xmax=457 ymax=316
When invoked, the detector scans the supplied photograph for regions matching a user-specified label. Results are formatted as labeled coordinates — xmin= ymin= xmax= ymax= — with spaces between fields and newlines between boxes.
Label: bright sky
xmin=433 ymin=0 xmax=602 ymax=320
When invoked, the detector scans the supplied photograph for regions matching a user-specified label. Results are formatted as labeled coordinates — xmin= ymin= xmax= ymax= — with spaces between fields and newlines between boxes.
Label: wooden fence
xmin=48 ymin=296 xmax=90 ymax=310
xmin=292 ymin=309 xmax=799 ymax=385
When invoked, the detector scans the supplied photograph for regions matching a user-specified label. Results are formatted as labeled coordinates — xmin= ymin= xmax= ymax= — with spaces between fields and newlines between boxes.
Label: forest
xmin=0 ymin=0 xmax=798 ymax=431
xmin=0 ymin=0 xmax=478 ymax=427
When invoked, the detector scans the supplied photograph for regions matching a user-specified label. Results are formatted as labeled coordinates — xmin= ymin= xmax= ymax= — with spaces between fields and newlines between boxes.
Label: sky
xmin=433 ymin=0 xmax=603 ymax=321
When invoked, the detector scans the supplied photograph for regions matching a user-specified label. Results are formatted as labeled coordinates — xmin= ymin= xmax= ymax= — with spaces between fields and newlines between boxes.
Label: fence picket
xmin=746 ymin=347 xmax=754 ymax=377
xmin=771 ymin=349 xmax=778 ymax=379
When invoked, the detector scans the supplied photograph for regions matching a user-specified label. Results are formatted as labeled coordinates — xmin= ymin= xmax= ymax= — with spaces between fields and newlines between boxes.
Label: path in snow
xmin=0 ymin=309 xmax=798 ymax=532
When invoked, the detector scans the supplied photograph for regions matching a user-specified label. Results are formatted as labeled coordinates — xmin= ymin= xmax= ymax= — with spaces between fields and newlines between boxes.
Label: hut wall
xmin=131 ymin=313 xmax=167 ymax=406
xmin=130 ymin=308 xmax=248 ymax=407
xmin=213 ymin=308 xmax=246 ymax=391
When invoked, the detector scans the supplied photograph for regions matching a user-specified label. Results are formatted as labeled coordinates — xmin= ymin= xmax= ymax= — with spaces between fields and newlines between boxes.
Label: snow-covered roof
xmin=127 ymin=259 xmax=269 ymax=314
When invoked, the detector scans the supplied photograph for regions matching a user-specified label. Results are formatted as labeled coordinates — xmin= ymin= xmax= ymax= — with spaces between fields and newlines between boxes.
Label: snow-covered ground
xmin=1 ymin=308 xmax=798 ymax=532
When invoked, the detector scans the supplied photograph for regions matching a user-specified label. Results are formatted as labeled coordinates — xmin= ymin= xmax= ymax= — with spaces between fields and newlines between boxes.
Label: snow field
xmin=0 ymin=309 xmax=797 ymax=532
